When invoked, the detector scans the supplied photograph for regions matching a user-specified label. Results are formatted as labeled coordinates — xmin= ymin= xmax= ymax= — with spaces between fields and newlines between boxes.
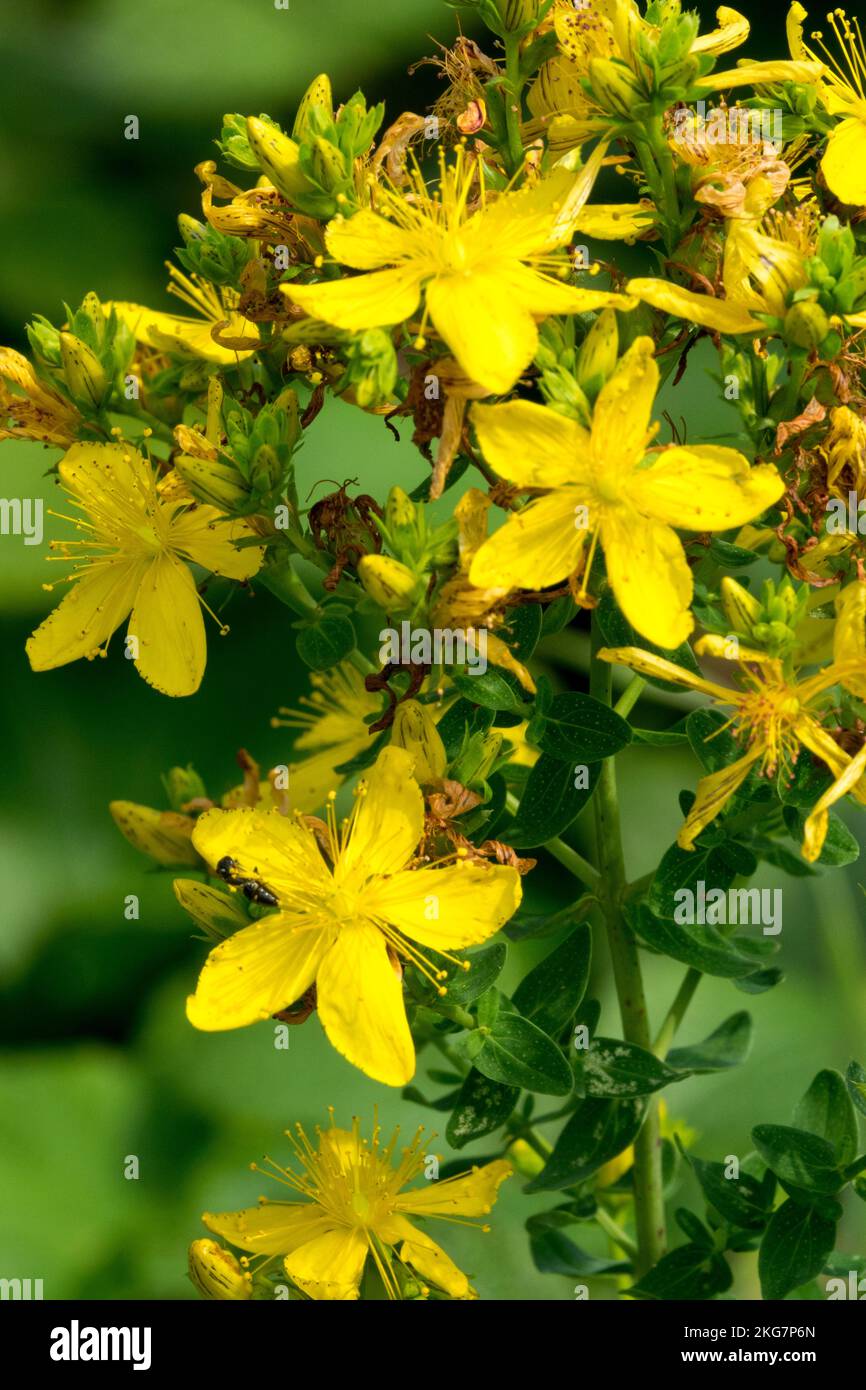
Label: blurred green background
xmin=1 ymin=0 xmax=863 ymax=1301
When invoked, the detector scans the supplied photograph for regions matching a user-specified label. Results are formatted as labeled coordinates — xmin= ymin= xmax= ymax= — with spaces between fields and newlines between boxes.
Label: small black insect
xmin=216 ymin=855 xmax=280 ymax=908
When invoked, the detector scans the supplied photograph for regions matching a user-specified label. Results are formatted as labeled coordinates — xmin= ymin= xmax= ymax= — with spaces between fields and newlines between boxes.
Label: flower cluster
xmin=5 ymin=0 xmax=866 ymax=1301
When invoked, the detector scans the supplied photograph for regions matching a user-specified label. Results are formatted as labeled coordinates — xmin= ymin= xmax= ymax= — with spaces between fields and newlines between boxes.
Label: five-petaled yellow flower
xmin=28 ymin=442 xmax=264 ymax=696
xmin=787 ymin=3 xmax=866 ymax=207
xmin=598 ymin=623 xmax=866 ymax=863
xmin=184 ymin=745 xmax=522 ymax=1085
xmin=467 ymin=337 xmax=785 ymax=649
xmin=201 ymin=1113 xmax=511 ymax=1301
xmin=284 ymin=144 xmax=634 ymax=396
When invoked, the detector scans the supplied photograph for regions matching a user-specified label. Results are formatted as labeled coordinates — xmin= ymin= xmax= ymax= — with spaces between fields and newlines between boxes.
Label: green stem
xmin=503 ymin=37 xmax=526 ymax=178
xmin=596 ymin=1206 xmax=639 ymax=1263
xmin=614 ymin=675 xmax=645 ymax=720
xmin=653 ymin=967 xmax=702 ymax=1058
xmin=590 ymin=613 xmax=665 ymax=1277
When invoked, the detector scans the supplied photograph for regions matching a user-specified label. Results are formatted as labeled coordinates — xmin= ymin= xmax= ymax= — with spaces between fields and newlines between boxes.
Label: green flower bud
xmin=357 ymin=554 xmax=423 ymax=613
xmin=162 ymin=764 xmax=208 ymax=811
xmin=59 ymin=332 xmax=109 ymax=409
xmin=390 ymin=700 xmax=447 ymax=784
xmin=506 ymin=1139 xmax=544 ymax=1177
xmin=587 ymin=58 xmax=644 ymax=119
xmin=293 ymin=73 xmax=333 ymax=142
xmin=310 ymin=135 xmax=348 ymax=192
xmin=177 ymin=214 xmax=207 ymax=245
xmin=720 ymin=576 xmax=762 ymax=634
xmin=174 ymin=454 xmax=251 ymax=511
xmin=783 ymin=301 xmax=830 ymax=350
xmin=246 ymin=116 xmax=309 ymax=199
xmin=576 ymin=310 xmax=619 ymax=396
xmin=188 ymin=1240 xmax=253 ymax=1301
xmin=495 ymin=0 xmax=539 ymax=33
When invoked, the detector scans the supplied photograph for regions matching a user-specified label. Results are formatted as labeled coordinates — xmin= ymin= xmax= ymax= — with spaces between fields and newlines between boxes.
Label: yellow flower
xmin=788 ymin=3 xmax=866 ymax=206
xmin=271 ymin=663 xmax=381 ymax=812
xmin=0 ymin=347 xmax=80 ymax=447
xmin=184 ymin=746 xmax=522 ymax=1085
xmin=467 ymin=337 xmax=784 ymax=648
xmin=27 ymin=442 xmax=264 ymax=696
xmin=628 ymin=200 xmax=865 ymax=336
xmin=283 ymin=144 xmax=633 ymax=396
xmin=201 ymin=1113 xmax=512 ymax=1301
xmin=109 ymin=265 xmax=259 ymax=365
xmin=597 ymin=641 xmax=866 ymax=862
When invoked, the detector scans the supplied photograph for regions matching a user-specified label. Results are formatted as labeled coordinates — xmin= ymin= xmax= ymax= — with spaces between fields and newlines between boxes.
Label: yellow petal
xmin=129 ymin=552 xmax=206 ymax=697
xmin=821 ymin=117 xmax=866 ymax=208
xmin=26 ymin=559 xmax=145 ymax=671
xmin=395 ymin=1158 xmax=512 ymax=1218
xmin=505 ymin=263 xmax=635 ymax=318
xmin=337 ymin=745 xmax=423 ymax=881
xmin=474 ymin=145 xmax=608 ymax=256
xmin=696 ymin=60 xmax=825 ymax=90
xmin=283 ymin=1226 xmax=368 ymax=1300
xmin=170 ymin=507 xmax=264 ymax=580
xmin=366 ymin=860 xmax=522 ymax=952
xmin=203 ymin=1203 xmax=333 ymax=1255
xmin=633 ymin=445 xmax=785 ymax=529
xmin=691 ymin=6 xmax=749 ymax=56
xmin=794 ymin=716 xmax=852 ymax=784
xmin=677 ymin=748 xmax=763 ymax=849
xmin=786 ymin=2 xmax=808 ymax=61
xmin=802 ymin=742 xmax=866 ymax=863
xmin=425 ymin=272 xmax=538 ymax=396
xmin=110 ymin=302 xmax=258 ymax=364
xmin=325 ymin=208 xmax=414 ymax=268
xmin=186 ymin=913 xmax=333 ymax=1031
xmin=391 ymin=1217 xmax=472 ymax=1298
xmin=191 ymin=805 xmax=333 ymax=901
xmin=58 ymin=440 xmax=153 ymax=506
xmin=470 ymin=398 xmax=589 ymax=487
xmin=626 ymin=277 xmax=763 ymax=334
xmin=596 ymin=646 xmax=734 ymax=700
xmin=316 ymin=921 xmax=415 ymax=1086
xmin=469 ymin=490 xmax=585 ymax=590
xmin=284 ymin=266 xmax=422 ymax=331
xmin=694 ymin=632 xmax=774 ymax=665
xmin=591 ymin=336 xmax=658 ymax=471
xmin=574 ymin=203 xmax=655 ymax=239
xmin=834 ymin=581 xmax=866 ymax=698
xmin=601 ymin=510 xmax=694 ymax=649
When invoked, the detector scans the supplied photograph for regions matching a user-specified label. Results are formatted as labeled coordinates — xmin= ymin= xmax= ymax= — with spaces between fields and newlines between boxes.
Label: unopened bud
xmin=293 ymin=73 xmax=333 ymax=141
xmin=109 ymin=800 xmax=200 ymax=867
xmin=390 ymin=700 xmax=447 ymax=784
xmin=576 ymin=310 xmax=619 ymax=395
xmin=783 ymin=301 xmax=829 ymax=350
xmin=59 ymin=332 xmax=109 ymax=409
xmin=174 ymin=454 xmax=250 ymax=511
xmin=588 ymin=58 xmax=643 ymax=119
xmin=505 ymin=1138 xmax=545 ymax=1177
xmin=188 ymin=1240 xmax=253 ymax=1300
xmin=246 ymin=116 xmax=308 ymax=199
xmin=720 ymin=576 xmax=761 ymax=634
xmin=358 ymin=554 xmax=422 ymax=613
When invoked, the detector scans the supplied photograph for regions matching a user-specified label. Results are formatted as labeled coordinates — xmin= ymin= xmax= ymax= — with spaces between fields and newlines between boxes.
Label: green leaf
xmin=445 ymin=1069 xmax=519 ymax=1149
xmin=793 ymin=1069 xmax=859 ymax=1168
xmin=632 ymin=720 xmax=690 ymax=746
xmin=451 ymin=666 xmax=530 ymax=713
xmin=436 ymin=699 xmax=494 ymax=759
xmin=782 ymin=807 xmax=859 ymax=866
xmin=648 ymin=839 xmax=744 ymax=919
xmin=507 ymin=753 xmax=601 ymax=848
xmin=668 ymin=1012 xmax=752 ymax=1073
xmin=502 ymin=603 xmax=543 ymax=661
xmin=471 ymin=1009 xmax=573 ymax=1096
xmin=525 ymin=1098 xmax=645 ymax=1191
xmin=675 ymin=1207 xmax=715 ymax=1249
xmin=846 ymin=1061 xmax=866 ymax=1119
xmin=579 ymin=1037 xmax=684 ymax=1098
xmin=690 ymin=1156 xmax=774 ymax=1231
xmin=628 ymin=1245 xmax=733 ymax=1301
xmin=532 ymin=692 xmax=632 ymax=763
xmin=436 ymin=943 xmax=507 ymax=1007
xmin=629 ymin=904 xmax=774 ymax=979
xmin=751 ymin=1124 xmax=844 ymax=1194
xmin=295 ymin=613 xmax=355 ymax=670
xmin=733 ymin=966 xmax=785 ymax=994
xmin=512 ymin=924 xmax=591 ymax=1037
xmin=527 ymin=1212 xmax=631 ymax=1277
xmin=758 ymin=1199 xmax=840 ymax=1300
xmin=708 ymin=537 xmax=759 ymax=568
